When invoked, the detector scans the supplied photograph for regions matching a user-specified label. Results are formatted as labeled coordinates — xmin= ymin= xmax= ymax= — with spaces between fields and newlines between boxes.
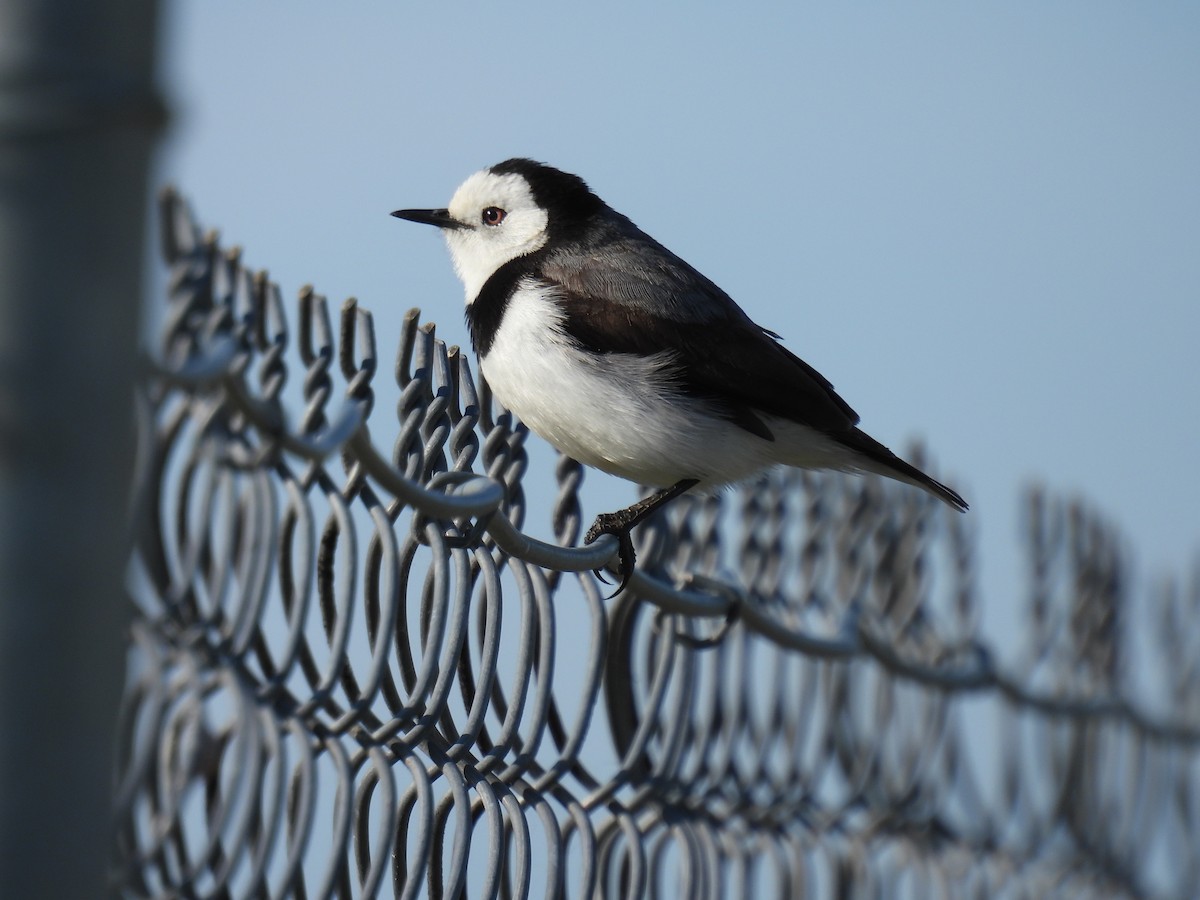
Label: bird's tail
xmin=841 ymin=428 xmax=968 ymax=512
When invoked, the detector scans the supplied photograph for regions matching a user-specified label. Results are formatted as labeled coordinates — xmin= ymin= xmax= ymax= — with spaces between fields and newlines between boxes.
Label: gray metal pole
xmin=0 ymin=1 xmax=165 ymax=896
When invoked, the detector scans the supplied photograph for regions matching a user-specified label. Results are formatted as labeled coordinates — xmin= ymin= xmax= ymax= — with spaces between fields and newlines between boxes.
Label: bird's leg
xmin=585 ymin=478 xmax=700 ymax=595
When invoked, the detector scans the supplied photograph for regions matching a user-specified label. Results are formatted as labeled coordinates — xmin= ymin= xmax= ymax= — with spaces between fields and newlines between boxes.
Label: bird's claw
xmin=585 ymin=514 xmax=637 ymax=598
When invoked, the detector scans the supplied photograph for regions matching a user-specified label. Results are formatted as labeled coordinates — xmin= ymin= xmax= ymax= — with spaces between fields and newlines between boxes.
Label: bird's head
xmin=393 ymin=158 xmax=603 ymax=303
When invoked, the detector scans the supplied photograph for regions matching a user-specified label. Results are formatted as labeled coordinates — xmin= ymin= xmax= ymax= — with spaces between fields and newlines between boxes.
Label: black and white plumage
xmin=394 ymin=158 xmax=967 ymax=588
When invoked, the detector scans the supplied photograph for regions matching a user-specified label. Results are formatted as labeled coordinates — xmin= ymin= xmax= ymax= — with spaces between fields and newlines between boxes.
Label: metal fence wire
xmin=113 ymin=190 xmax=1200 ymax=899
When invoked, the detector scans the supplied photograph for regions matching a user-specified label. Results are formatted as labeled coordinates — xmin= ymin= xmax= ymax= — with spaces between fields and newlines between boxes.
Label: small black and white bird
xmin=394 ymin=158 xmax=966 ymax=590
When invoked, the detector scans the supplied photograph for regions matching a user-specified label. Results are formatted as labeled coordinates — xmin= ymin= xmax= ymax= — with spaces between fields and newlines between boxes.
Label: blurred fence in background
xmin=112 ymin=190 xmax=1200 ymax=899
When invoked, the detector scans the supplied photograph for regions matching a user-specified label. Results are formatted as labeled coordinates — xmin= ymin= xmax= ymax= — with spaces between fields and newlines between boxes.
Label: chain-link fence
xmin=112 ymin=190 xmax=1200 ymax=898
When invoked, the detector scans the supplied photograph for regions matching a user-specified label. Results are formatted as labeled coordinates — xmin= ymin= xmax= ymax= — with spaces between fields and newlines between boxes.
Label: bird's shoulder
xmin=538 ymin=214 xmax=743 ymax=324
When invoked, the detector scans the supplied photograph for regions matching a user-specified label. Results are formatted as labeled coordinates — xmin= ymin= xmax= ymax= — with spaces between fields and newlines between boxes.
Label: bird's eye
xmin=482 ymin=207 xmax=506 ymax=226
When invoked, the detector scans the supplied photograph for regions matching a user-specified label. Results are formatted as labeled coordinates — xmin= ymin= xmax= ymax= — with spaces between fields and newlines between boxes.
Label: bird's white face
xmin=443 ymin=170 xmax=550 ymax=302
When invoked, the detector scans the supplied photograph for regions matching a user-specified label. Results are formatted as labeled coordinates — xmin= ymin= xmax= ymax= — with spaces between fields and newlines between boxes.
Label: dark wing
xmin=541 ymin=216 xmax=738 ymax=322
xmin=540 ymin=216 xmax=861 ymax=439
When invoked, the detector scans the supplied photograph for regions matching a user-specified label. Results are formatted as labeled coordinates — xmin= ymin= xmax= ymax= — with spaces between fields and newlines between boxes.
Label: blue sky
xmin=156 ymin=3 xmax=1200 ymax=643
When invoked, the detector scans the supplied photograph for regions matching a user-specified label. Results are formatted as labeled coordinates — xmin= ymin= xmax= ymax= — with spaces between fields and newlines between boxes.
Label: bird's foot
xmin=585 ymin=511 xmax=639 ymax=597
xmin=582 ymin=480 xmax=701 ymax=597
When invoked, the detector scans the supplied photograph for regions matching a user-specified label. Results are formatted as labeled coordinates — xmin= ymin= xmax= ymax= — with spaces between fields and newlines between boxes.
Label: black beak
xmin=391 ymin=208 xmax=464 ymax=229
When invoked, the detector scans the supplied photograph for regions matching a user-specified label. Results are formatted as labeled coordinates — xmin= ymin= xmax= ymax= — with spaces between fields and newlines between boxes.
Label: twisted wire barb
xmin=115 ymin=189 xmax=1200 ymax=899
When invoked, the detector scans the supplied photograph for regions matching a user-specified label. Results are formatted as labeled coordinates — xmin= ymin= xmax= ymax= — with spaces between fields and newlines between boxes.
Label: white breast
xmin=478 ymin=281 xmax=803 ymax=488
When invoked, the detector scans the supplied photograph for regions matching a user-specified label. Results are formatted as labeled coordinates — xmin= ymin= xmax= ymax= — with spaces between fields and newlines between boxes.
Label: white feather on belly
xmin=478 ymin=282 xmax=853 ymax=488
